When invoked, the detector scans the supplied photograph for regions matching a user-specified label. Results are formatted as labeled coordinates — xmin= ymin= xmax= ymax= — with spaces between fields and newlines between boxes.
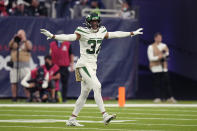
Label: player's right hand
xmin=40 ymin=29 xmax=53 ymax=40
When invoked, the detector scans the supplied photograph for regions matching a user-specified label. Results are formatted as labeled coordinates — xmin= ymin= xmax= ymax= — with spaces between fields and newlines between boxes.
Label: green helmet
xmin=85 ymin=12 xmax=101 ymax=29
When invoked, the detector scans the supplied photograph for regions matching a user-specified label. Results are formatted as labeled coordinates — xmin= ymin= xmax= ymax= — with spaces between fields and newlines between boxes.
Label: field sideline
xmin=0 ymin=100 xmax=197 ymax=131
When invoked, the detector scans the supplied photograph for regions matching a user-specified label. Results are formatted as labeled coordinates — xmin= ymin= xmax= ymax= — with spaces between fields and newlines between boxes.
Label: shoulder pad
xmin=100 ymin=26 xmax=107 ymax=33
xmin=75 ymin=26 xmax=90 ymax=35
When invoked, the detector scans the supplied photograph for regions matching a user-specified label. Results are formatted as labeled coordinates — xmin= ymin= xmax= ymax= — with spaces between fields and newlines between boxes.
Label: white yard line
xmin=105 ymin=108 xmax=197 ymax=113
xmin=0 ymin=126 xmax=161 ymax=131
xmin=114 ymin=112 xmax=197 ymax=117
xmin=0 ymin=109 xmax=69 ymax=113
xmin=0 ymin=119 xmax=197 ymax=127
xmin=1 ymin=109 xmax=197 ymax=117
xmin=113 ymin=123 xmax=197 ymax=127
xmin=0 ymin=119 xmax=135 ymax=123
xmin=127 ymin=117 xmax=197 ymax=121
xmin=0 ymin=126 xmax=116 ymax=130
xmin=0 ymin=114 xmax=197 ymax=121
xmin=0 ymin=104 xmax=197 ymax=107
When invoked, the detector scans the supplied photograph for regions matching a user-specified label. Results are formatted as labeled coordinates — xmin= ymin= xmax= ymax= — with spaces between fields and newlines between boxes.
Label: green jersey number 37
xmin=86 ymin=40 xmax=102 ymax=54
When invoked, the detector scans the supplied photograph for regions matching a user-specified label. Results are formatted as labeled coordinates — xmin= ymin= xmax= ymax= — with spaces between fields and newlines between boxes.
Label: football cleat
xmin=66 ymin=119 xmax=84 ymax=127
xmin=103 ymin=114 xmax=116 ymax=125
xmin=153 ymin=98 xmax=162 ymax=103
xmin=167 ymin=97 xmax=177 ymax=104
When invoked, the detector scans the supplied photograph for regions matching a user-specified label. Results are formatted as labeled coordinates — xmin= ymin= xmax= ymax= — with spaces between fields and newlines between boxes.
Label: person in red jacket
xmin=0 ymin=1 xmax=8 ymax=16
xmin=21 ymin=67 xmax=49 ymax=102
xmin=50 ymin=39 xmax=74 ymax=102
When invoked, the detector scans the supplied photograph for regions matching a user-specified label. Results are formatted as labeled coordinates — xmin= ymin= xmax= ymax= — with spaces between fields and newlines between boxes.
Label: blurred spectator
xmin=12 ymin=0 xmax=28 ymax=16
xmin=118 ymin=1 xmax=132 ymax=19
xmin=102 ymin=0 xmax=120 ymax=10
xmin=27 ymin=0 xmax=47 ymax=17
xmin=8 ymin=29 xmax=32 ymax=102
xmin=73 ymin=0 xmax=89 ymax=19
xmin=6 ymin=0 xmax=17 ymax=15
xmin=89 ymin=0 xmax=105 ymax=15
xmin=42 ymin=55 xmax=61 ymax=103
xmin=125 ymin=0 xmax=132 ymax=7
xmin=50 ymin=33 xmax=74 ymax=102
xmin=89 ymin=0 xmax=104 ymax=8
xmin=147 ymin=33 xmax=176 ymax=103
xmin=0 ymin=0 xmax=8 ymax=16
xmin=55 ymin=0 xmax=71 ymax=18
xmin=24 ymin=0 xmax=31 ymax=4
xmin=21 ymin=66 xmax=49 ymax=102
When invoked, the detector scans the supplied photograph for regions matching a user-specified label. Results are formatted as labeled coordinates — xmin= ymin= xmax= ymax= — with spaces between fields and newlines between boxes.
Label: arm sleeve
xmin=147 ymin=46 xmax=159 ymax=61
xmin=42 ymin=72 xmax=49 ymax=89
xmin=107 ymin=31 xmax=131 ymax=39
xmin=21 ymin=71 xmax=31 ymax=88
xmin=54 ymin=34 xmax=77 ymax=41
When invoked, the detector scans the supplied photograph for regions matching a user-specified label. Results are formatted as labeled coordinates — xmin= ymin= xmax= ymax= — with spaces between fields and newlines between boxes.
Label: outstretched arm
xmin=105 ymin=28 xmax=143 ymax=39
xmin=40 ymin=29 xmax=80 ymax=41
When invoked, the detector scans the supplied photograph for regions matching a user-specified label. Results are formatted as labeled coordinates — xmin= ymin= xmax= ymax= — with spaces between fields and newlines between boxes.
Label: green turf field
xmin=0 ymin=100 xmax=197 ymax=131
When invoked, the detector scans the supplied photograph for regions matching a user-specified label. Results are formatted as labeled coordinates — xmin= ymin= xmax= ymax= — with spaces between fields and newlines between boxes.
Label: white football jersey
xmin=75 ymin=26 xmax=107 ymax=69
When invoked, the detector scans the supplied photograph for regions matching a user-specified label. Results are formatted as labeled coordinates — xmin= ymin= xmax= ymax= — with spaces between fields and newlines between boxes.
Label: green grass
xmin=0 ymin=100 xmax=197 ymax=131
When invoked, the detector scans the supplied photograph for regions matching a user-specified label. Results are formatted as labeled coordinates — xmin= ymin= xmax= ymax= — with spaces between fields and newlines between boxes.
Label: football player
xmin=41 ymin=13 xmax=143 ymax=126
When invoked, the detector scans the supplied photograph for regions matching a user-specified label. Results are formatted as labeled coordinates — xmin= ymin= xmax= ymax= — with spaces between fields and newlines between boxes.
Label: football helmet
xmin=85 ymin=12 xmax=101 ymax=30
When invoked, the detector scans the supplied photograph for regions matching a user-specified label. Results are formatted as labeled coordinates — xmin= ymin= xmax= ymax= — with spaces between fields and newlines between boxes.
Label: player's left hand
xmin=133 ymin=28 xmax=143 ymax=35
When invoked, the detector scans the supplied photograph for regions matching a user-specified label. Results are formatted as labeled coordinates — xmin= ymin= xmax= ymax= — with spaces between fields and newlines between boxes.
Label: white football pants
xmin=72 ymin=66 xmax=105 ymax=116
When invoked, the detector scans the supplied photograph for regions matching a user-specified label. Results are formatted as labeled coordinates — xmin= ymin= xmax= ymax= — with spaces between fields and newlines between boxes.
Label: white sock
xmin=69 ymin=116 xmax=76 ymax=120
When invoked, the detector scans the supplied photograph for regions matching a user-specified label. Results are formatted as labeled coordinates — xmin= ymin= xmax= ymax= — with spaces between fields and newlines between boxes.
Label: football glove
xmin=133 ymin=28 xmax=143 ymax=35
xmin=40 ymin=29 xmax=53 ymax=40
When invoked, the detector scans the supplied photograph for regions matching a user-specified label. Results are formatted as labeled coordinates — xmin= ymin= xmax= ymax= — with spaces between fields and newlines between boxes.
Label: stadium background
xmin=0 ymin=0 xmax=197 ymax=100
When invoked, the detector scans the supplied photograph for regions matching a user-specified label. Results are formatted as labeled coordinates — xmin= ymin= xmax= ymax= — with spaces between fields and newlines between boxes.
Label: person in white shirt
xmin=147 ymin=32 xmax=176 ymax=103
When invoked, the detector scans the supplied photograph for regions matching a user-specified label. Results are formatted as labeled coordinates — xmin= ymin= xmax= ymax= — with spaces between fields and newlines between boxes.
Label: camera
xmin=14 ymin=36 xmax=21 ymax=43
xmin=7 ymin=61 xmax=13 ymax=68
xmin=161 ymin=50 xmax=169 ymax=62
xmin=27 ymin=79 xmax=42 ymax=90
xmin=162 ymin=50 xmax=166 ymax=54
xmin=27 ymin=67 xmax=45 ymax=89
